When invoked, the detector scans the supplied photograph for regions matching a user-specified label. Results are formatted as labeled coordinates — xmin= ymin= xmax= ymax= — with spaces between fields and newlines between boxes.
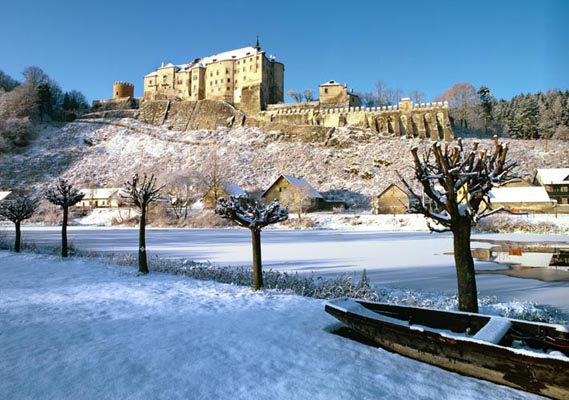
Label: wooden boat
xmin=325 ymin=297 xmax=569 ymax=399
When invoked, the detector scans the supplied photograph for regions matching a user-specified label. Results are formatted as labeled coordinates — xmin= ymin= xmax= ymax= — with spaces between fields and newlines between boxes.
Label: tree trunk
xmin=62 ymin=206 xmax=68 ymax=257
xmin=138 ymin=205 xmax=149 ymax=274
xmin=15 ymin=221 xmax=21 ymax=253
xmin=452 ymin=218 xmax=478 ymax=313
xmin=251 ymin=228 xmax=262 ymax=290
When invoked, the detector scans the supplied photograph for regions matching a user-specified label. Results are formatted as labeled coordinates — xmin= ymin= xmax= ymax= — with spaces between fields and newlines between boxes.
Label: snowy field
xmin=5 ymin=226 xmax=569 ymax=315
xmin=0 ymin=251 xmax=546 ymax=400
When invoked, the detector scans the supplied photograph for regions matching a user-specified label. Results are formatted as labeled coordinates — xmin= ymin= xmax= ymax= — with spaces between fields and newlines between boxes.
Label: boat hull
xmin=325 ymin=299 xmax=569 ymax=399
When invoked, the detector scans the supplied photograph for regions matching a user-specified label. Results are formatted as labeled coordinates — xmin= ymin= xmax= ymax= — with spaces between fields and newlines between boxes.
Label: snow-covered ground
xmin=0 ymin=251 xmax=546 ymax=400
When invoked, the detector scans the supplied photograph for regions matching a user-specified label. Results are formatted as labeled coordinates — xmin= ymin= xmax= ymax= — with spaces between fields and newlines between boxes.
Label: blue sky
xmin=2 ymin=0 xmax=567 ymax=103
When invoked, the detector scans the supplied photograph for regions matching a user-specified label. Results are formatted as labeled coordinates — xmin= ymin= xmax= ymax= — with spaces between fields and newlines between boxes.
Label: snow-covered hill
xmin=1 ymin=118 xmax=568 ymax=208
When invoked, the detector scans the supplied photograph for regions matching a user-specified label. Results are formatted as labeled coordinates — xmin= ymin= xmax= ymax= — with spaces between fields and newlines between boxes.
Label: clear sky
xmin=2 ymin=0 xmax=568 ymax=103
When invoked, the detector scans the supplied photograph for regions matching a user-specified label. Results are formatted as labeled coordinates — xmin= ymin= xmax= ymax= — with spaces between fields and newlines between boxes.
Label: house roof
xmin=377 ymin=184 xmax=409 ymax=199
xmin=147 ymin=46 xmax=263 ymax=77
xmin=535 ymin=168 xmax=569 ymax=185
xmin=220 ymin=182 xmax=248 ymax=197
xmin=488 ymin=186 xmax=552 ymax=203
xmin=0 ymin=191 xmax=12 ymax=201
xmin=262 ymin=175 xmax=323 ymax=199
xmin=79 ymin=188 xmax=122 ymax=200
xmin=319 ymin=80 xmax=345 ymax=87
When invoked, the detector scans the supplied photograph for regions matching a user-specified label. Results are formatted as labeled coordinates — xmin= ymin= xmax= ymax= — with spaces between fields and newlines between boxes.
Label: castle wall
xmin=256 ymin=100 xmax=453 ymax=140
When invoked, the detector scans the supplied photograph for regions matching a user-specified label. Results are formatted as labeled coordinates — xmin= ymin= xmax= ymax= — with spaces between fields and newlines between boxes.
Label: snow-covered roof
xmin=79 ymin=188 xmax=122 ymax=200
xmin=221 ymin=182 xmax=248 ymax=197
xmin=144 ymin=71 xmax=158 ymax=78
xmin=319 ymin=80 xmax=343 ymax=87
xmin=488 ymin=186 xmax=552 ymax=203
xmin=280 ymin=175 xmax=323 ymax=199
xmin=146 ymin=46 xmax=263 ymax=77
xmin=535 ymin=168 xmax=569 ymax=185
xmin=0 ymin=191 xmax=12 ymax=201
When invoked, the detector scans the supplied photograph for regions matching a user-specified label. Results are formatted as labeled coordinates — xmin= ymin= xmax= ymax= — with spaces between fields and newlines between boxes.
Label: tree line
xmin=0 ymin=67 xmax=89 ymax=151
xmin=434 ymin=83 xmax=569 ymax=140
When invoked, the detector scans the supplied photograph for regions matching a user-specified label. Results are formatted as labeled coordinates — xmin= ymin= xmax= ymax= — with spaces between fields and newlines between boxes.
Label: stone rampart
xmin=257 ymin=100 xmax=453 ymax=140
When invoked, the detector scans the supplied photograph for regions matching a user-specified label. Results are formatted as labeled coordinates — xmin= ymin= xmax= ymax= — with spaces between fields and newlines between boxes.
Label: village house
xmin=533 ymin=168 xmax=569 ymax=207
xmin=373 ymin=184 xmax=409 ymax=214
xmin=203 ymin=182 xmax=248 ymax=209
xmin=143 ymin=40 xmax=284 ymax=114
xmin=262 ymin=175 xmax=326 ymax=212
xmin=487 ymin=186 xmax=556 ymax=214
xmin=77 ymin=188 xmax=123 ymax=208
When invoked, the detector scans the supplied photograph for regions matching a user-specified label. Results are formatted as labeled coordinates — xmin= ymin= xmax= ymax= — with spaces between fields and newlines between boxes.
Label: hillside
xmin=1 ymin=117 xmax=568 ymax=209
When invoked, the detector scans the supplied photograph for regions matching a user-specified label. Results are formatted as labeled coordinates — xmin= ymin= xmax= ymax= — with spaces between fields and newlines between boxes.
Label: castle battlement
xmin=258 ymin=98 xmax=453 ymax=141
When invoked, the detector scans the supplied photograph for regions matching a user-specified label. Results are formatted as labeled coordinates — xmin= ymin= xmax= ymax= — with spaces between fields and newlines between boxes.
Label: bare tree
xmin=168 ymin=175 xmax=197 ymax=220
xmin=409 ymin=89 xmax=426 ymax=105
xmin=400 ymin=137 xmax=519 ymax=312
xmin=0 ymin=194 xmax=38 ymax=252
xmin=286 ymin=89 xmax=303 ymax=103
xmin=124 ymin=173 xmax=163 ymax=274
xmin=45 ymin=179 xmax=85 ymax=257
xmin=279 ymin=184 xmax=313 ymax=223
xmin=303 ymin=89 xmax=315 ymax=102
xmin=215 ymin=197 xmax=288 ymax=290
xmin=200 ymin=152 xmax=229 ymax=208
xmin=374 ymin=80 xmax=389 ymax=107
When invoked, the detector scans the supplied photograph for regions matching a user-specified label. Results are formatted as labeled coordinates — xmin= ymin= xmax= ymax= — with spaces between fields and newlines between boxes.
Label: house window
xmin=227 ymin=78 xmax=230 ymax=82
xmin=227 ymin=87 xmax=230 ymax=91
xmin=243 ymin=76 xmax=246 ymax=81
xmin=324 ymin=88 xmax=328 ymax=94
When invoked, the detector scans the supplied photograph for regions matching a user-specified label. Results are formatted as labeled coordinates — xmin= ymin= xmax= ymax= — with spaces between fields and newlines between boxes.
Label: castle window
xmin=249 ymin=66 xmax=252 ymax=71
xmin=324 ymin=88 xmax=328 ymax=94
xmin=243 ymin=76 xmax=246 ymax=81
xmin=227 ymin=87 xmax=230 ymax=91
xmin=216 ymin=71 xmax=219 ymax=76
xmin=227 ymin=78 xmax=230 ymax=82
xmin=226 ymin=68 xmax=229 ymax=74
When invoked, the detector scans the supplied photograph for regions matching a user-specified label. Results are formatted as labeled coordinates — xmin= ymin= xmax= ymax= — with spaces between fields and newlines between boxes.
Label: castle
xmin=98 ymin=42 xmax=452 ymax=140
xmin=143 ymin=40 xmax=284 ymax=114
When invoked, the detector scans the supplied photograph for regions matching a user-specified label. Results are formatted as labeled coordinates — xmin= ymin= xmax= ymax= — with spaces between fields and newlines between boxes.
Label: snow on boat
xmin=325 ymin=297 xmax=569 ymax=399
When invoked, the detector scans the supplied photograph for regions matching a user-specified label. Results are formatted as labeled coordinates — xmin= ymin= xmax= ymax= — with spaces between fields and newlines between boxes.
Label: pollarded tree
xmin=215 ymin=196 xmax=288 ymax=290
xmin=45 ymin=179 xmax=85 ymax=257
xmin=124 ymin=173 xmax=163 ymax=274
xmin=400 ymin=137 xmax=519 ymax=312
xmin=0 ymin=194 xmax=38 ymax=252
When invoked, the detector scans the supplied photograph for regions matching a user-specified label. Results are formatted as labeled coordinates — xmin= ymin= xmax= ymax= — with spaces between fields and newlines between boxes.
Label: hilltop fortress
xmin=98 ymin=42 xmax=452 ymax=140
xmin=143 ymin=40 xmax=284 ymax=114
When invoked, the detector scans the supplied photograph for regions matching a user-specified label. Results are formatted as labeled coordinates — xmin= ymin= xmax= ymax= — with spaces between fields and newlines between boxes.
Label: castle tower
xmin=113 ymin=82 xmax=134 ymax=100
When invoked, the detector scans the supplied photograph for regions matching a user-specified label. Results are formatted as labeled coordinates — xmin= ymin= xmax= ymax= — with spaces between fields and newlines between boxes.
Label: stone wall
xmin=257 ymin=99 xmax=453 ymax=140
xmin=139 ymin=99 xmax=245 ymax=131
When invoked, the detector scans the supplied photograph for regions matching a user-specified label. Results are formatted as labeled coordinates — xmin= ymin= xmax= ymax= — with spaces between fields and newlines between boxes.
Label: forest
xmin=0 ymin=67 xmax=89 ymax=151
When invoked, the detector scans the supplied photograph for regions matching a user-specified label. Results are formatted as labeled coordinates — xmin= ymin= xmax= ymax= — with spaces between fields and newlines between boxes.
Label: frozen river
xmin=5 ymin=226 xmax=569 ymax=314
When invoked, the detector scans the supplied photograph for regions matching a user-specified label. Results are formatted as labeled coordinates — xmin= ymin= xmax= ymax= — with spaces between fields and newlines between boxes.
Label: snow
xmin=535 ymin=168 xmax=569 ymax=184
xmin=0 ymin=251 xmax=545 ymax=400
xmin=489 ymin=187 xmax=552 ymax=203
xmin=472 ymin=317 xmax=512 ymax=344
